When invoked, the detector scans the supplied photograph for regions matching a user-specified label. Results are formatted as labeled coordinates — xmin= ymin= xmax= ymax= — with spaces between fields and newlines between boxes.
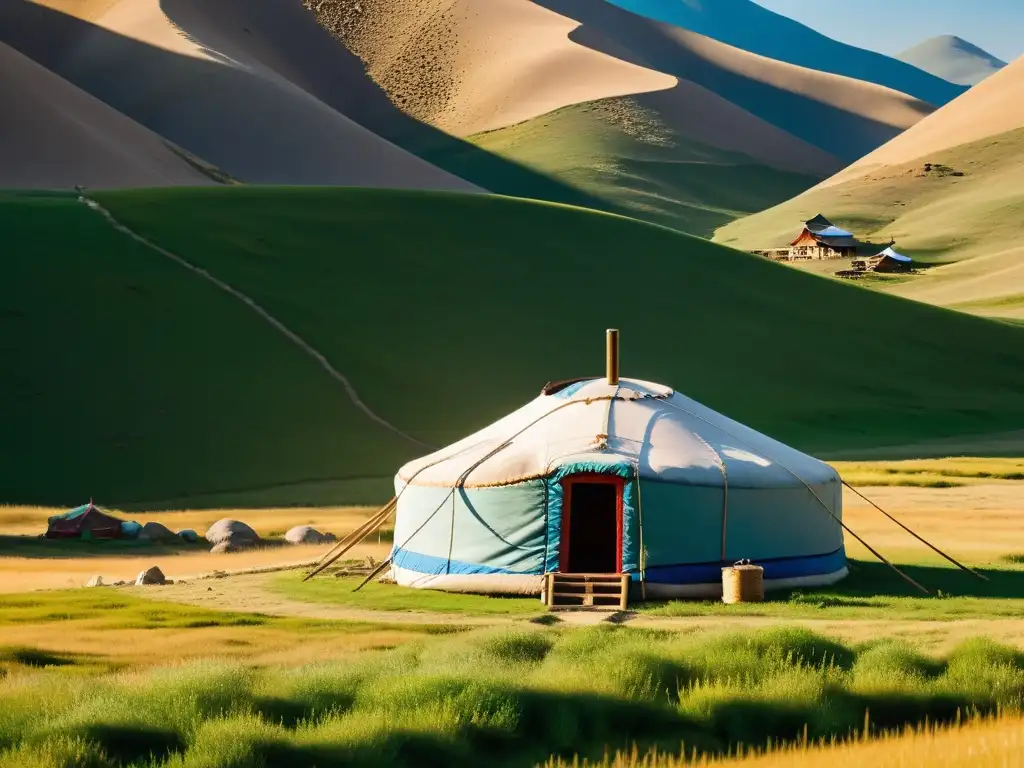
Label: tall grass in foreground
xmin=1 ymin=627 xmax=1023 ymax=767
xmin=546 ymin=712 xmax=1024 ymax=767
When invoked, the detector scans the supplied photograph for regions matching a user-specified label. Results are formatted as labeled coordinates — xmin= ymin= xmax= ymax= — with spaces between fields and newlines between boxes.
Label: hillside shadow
xmin=0 ymin=534 xmax=304 ymax=559
xmin=600 ymin=0 xmax=964 ymax=107
xmin=0 ymin=0 xmax=623 ymax=215
xmin=534 ymin=0 xmax=925 ymax=162
xmin=0 ymin=534 xmax=216 ymax=559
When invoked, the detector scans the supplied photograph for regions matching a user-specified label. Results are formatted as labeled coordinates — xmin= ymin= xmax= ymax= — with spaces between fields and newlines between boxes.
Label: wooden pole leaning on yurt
xmin=303 ymin=497 xmax=397 ymax=581
xmin=606 ymin=328 xmax=620 ymax=385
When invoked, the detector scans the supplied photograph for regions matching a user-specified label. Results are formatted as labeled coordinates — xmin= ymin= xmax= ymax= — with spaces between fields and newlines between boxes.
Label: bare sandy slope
xmin=1 ymin=0 xmax=476 ymax=190
xmin=536 ymin=0 xmax=932 ymax=163
xmin=309 ymin=0 xmax=674 ymax=137
xmin=0 ymin=41 xmax=212 ymax=188
xmin=825 ymin=55 xmax=1024 ymax=186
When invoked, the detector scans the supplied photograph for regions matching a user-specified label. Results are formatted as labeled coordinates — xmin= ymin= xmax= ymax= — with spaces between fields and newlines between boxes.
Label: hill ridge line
xmin=76 ymin=192 xmax=433 ymax=451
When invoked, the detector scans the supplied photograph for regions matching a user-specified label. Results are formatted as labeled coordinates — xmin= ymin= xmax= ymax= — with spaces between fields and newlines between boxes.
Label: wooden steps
xmin=544 ymin=573 xmax=629 ymax=610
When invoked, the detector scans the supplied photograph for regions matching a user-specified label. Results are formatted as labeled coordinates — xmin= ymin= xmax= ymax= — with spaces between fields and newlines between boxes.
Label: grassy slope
xmin=7 ymin=186 xmax=1024 ymax=506
xmin=465 ymin=97 xmax=822 ymax=238
xmin=713 ymin=127 xmax=1024 ymax=316
xmin=1 ymin=192 xmax=413 ymax=508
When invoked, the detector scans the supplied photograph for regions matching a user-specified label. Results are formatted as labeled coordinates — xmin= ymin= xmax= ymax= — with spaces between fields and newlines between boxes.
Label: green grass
xmin=640 ymin=560 xmax=1024 ymax=620
xmin=714 ymin=127 xmax=1024 ymax=315
xmin=466 ymin=96 xmax=822 ymax=238
xmin=2 ymin=625 xmax=1023 ymax=767
xmin=272 ymin=560 xmax=1024 ymax=622
xmin=269 ymin=573 xmax=543 ymax=616
xmin=6 ymin=186 xmax=1024 ymax=506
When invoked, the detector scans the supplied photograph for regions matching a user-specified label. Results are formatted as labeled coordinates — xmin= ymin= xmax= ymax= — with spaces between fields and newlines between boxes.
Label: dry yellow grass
xmin=0 ymin=504 xmax=392 ymax=592
xmin=840 ymin=483 xmax=1022 ymax=564
xmin=552 ymin=714 xmax=1024 ymax=767
xmin=0 ymin=541 xmax=391 ymax=593
xmin=0 ymin=620 xmax=417 ymax=669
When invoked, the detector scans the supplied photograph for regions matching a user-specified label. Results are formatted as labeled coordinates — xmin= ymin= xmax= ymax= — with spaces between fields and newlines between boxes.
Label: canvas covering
xmin=391 ymin=378 xmax=846 ymax=596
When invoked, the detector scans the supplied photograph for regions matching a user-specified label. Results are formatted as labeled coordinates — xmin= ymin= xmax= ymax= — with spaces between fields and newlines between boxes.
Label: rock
xmin=86 ymin=575 xmax=105 ymax=587
xmin=111 ymin=580 xmax=126 ymax=586
xmin=284 ymin=525 xmax=338 ymax=545
xmin=140 ymin=521 xmax=176 ymax=542
xmin=205 ymin=519 xmax=260 ymax=549
xmin=210 ymin=541 xmax=237 ymax=555
xmin=177 ymin=529 xmax=199 ymax=543
xmin=135 ymin=566 xmax=166 ymax=586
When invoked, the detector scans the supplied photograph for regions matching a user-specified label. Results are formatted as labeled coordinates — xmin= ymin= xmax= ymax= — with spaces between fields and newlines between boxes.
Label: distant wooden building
xmin=852 ymin=246 xmax=913 ymax=273
xmin=751 ymin=214 xmax=859 ymax=262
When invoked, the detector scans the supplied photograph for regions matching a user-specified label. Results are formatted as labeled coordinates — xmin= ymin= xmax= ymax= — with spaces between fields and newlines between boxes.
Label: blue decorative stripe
xmin=641 ymin=547 xmax=847 ymax=584
xmin=392 ymin=547 xmax=539 ymax=576
xmin=552 ymin=379 xmax=598 ymax=399
xmin=394 ymin=546 xmax=845 ymax=583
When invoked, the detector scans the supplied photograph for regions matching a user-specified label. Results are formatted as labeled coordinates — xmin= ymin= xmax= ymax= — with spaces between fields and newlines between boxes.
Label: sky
xmin=752 ymin=0 xmax=1023 ymax=63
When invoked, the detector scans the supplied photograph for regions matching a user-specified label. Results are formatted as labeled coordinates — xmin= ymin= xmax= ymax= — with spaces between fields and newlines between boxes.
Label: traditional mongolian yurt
xmin=388 ymin=331 xmax=846 ymax=599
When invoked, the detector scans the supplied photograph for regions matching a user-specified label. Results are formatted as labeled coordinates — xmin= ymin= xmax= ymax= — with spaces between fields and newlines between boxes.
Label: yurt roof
xmin=397 ymin=377 xmax=836 ymax=490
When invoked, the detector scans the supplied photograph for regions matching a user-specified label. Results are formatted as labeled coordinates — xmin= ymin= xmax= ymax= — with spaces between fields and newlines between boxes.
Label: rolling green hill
xmin=462 ymin=97 xmax=821 ymax=238
xmin=6 ymin=187 xmax=1024 ymax=508
xmin=713 ymin=127 xmax=1024 ymax=317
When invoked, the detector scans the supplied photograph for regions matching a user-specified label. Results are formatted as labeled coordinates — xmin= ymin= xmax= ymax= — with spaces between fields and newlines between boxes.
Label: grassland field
xmin=6 ymin=187 xmax=1024 ymax=511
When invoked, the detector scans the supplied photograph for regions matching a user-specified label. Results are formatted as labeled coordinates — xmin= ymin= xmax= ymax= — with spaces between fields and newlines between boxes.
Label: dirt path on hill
xmin=141 ymin=571 xmax=518 ymax=626
xmin=76 ymin=192 xmax=431 ymax=449
xmin=136 ymin=570 xmax=1024 ymax=650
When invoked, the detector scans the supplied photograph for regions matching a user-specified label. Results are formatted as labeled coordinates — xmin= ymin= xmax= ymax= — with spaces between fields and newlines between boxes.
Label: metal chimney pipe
xmin=606 ymin=329 xmax=620 ymax=385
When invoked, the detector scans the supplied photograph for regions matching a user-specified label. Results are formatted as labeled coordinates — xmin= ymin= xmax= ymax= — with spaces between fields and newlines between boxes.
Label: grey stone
xmin=135 ymin=566 xmax=166 ymax=586
xmin=177 ymin=529 xmax=199 ymax=543
xmin=140 ymin=521 xmax=177 ymax=542
xmin=205 ymin=519 xmax=260 ymax=549
xmin=284 ymin=525 xmax=337 ymax=545
xmin=85 ymin=575 xmax=105 ymax=587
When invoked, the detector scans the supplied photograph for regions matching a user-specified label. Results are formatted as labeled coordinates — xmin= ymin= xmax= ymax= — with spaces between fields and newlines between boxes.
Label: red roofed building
xmin=751 ymin=214 xmax=860 ymax=262
xmin=788 ymin=214 xmax=859 ymax=259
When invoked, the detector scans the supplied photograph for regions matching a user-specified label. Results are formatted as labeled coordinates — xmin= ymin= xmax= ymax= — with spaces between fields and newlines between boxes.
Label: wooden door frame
xmin=558 ymin=473 xmax=624 ymax=573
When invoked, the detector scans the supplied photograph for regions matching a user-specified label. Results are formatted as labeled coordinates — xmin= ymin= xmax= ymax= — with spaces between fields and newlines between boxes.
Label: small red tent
xmin=45 ymin=502 xmax=124 ymax=540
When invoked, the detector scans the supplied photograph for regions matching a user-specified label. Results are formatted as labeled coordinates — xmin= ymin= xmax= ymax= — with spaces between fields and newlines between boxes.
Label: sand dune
xmin=309 ymin=0 xmax=675 ymax=137
xmin=0 ymin=0 xmax=477 ymax=190
xmin=536 ymin=0 xmax=933 ymax=163
xmin=824 ymin=55 xmax=1024 ymax=186
xmin=0 ymin=40 xmax=214 ymax=189
xmin=310 ymin=0 xmax=925 ymax=171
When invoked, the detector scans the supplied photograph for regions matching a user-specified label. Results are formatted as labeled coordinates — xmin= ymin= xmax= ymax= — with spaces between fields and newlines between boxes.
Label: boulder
xmin=210 ymin=541 xmax=237 ymax=555
xmin=205 ymin=519 xmax=260 ymax=549
xmin=284 ymin=525 xmax=337 ymax=545
xmin=135 ymin=566 xmax=166 ymax=586
xmin=177 ymin=529 xmax=199 ymax=543
xmin=85 ymin=575 xmax=105 ymax=587
xmin=140 ymin=521 xmax=177 ymax=542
